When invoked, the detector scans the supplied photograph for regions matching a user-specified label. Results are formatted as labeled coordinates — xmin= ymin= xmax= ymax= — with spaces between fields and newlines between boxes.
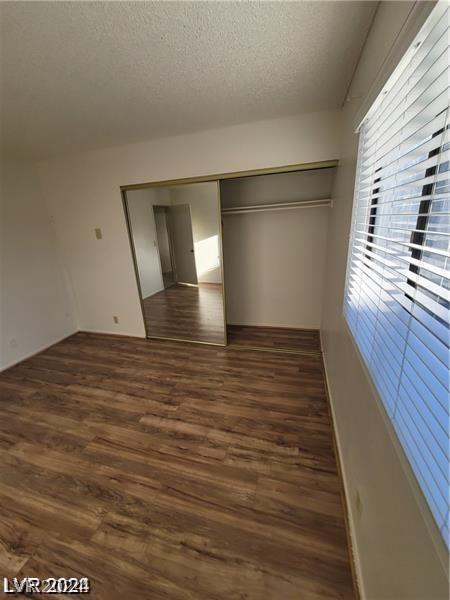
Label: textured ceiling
xmin=0 ymin=1 xmax=377 ymax=160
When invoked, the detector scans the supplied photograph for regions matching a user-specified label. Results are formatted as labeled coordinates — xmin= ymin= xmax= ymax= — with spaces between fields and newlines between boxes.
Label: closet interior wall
xmin=221 ymin=168 xmax=335 ymax=329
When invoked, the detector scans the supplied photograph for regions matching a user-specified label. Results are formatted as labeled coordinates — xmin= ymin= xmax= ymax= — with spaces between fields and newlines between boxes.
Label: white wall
xmin=36 ymin=110 xmax=341 ymax=337
xmin=223 ymin=206 xmax=329 ymax=328
xmin=0 ymin=160 xmax=76 ymax=370
xmin=169 ymin=182 xmax=221 ymax=284
xmin=321 ymin=2 xmax=449 ymax=599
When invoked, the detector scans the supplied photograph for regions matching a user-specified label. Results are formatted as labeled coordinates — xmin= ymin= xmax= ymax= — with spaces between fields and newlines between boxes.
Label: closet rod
xmin=221 ymin=198 xmax=332 ymax=215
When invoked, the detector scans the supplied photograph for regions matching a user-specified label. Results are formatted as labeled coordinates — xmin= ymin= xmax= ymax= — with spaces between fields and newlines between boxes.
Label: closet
xmin=220 ymin=166 xmax=336 ymax=332
xmin=122 ymin=161 xmax=336 ymax=349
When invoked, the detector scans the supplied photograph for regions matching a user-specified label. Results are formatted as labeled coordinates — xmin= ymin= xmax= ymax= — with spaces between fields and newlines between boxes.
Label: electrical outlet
xmin=113 ymin=316 xmax=119 ymax=324
xmin=95 ymin=228 xmax=103 ymax=240
xmin=9 ymin=338 xmax=17 ymax=349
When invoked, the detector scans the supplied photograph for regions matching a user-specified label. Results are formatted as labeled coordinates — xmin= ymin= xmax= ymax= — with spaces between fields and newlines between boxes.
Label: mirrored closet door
xmin=123 ymin=181 xmax=226 ymax=345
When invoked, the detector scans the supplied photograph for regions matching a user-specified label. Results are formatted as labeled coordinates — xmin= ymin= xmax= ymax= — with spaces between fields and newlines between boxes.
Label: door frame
xmin=120 ymin=160 xmax=337 ymax=192
xmin=153 ymin=205 xmax=177 ymax=288
xmin=168 ymin=203 xmax=198 ymax=286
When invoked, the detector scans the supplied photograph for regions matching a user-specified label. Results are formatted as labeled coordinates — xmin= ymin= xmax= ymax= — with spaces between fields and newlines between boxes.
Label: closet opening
xmin=220 ymin=166 xmax=336 ymax=354
xmin=121 ymin=160 xmax=337 ymax=352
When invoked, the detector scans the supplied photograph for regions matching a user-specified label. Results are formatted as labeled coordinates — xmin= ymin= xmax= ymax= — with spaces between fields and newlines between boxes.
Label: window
xmin=344 ymin=3 xmax=449 ymax=547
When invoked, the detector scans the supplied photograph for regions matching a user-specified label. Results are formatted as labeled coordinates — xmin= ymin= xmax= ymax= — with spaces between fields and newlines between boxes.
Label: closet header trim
xmin=120 ymin=159 xmax=338 ymax=191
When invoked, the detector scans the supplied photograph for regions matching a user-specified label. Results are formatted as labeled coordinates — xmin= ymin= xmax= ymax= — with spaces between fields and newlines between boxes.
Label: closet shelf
xmin=221 ymin=198 xmax=332 ymax=215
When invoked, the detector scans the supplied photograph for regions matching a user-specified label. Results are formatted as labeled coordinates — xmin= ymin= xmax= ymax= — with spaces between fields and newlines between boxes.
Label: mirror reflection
xmin=124 ymin=181 xmax=226 ymax=345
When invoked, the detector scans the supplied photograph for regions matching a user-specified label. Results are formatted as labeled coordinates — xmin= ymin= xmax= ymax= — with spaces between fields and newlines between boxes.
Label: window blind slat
xmin=394 ymin=407 xmax=449 ymax=520
xmin=401 ymin=371 xmax=450 ymax=461
xmin=397 ymin=394 xmax=449 ymax=492
xmin=363 ymin=83 xmax=449 ymax=157
xmin=363 ymin=10 xmax=449 ymax=138
xmin=361 ymin=124 xmax=450 ymax=183
xmin=359 ymin=146 xmax=449 ymax=192
xmin=364 ymin=46 xmax=449 ymax=143
xmin=363 ymin=111 xmax=448 ymax=169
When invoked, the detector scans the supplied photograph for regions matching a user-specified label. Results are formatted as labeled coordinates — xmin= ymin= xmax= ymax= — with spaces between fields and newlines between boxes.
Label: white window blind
xmin=344 ymin=3 xmax=449 ymax=547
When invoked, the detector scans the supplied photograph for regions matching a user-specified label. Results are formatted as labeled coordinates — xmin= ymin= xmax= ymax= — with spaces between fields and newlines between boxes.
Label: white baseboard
xmin=0 ymin=328 xmax=147 ymax=373
xmin=319 ymin=331 xmax=364 ymax=599
xmin=77 ymin=327 xmax=147 ymax=340
xmin=227 ymin=322 xmax=320 ymax=330
xmin=0 ymin=329 xmax=77 ymax=373
xmin=79 ymin=328 xmax=145 ymax=339
xmin=143 ymin=287 xmax=165 ymax=299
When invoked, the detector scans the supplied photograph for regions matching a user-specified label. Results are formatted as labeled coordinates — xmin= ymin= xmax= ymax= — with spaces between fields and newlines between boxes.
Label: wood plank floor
xmin=227 ymin=325 xmax=321 ymax=354
xmin=143 ymin=283 xmax=226 ymax=345
xmin=0 ymin=333 xmax=355 ymax=599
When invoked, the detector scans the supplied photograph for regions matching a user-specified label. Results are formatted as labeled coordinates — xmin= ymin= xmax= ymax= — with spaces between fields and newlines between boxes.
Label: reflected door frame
xmin=169 ymin=203 xmax=198 ymax=286
xmin=153 ymin=205 xmax=177 ymax=289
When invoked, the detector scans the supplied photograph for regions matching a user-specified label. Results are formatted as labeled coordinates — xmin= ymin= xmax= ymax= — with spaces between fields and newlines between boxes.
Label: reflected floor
xmin=143 ymin=283 xmax=225 ymax=344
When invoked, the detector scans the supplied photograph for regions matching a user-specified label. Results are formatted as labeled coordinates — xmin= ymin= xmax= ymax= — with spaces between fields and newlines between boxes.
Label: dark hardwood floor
xmin=0 ymin=332 xmax=355 ymax=599
xmin=143 ymin=283 xmax=225 ymax=345
xmin=227 ymin=325 xmax=321 ymax=354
